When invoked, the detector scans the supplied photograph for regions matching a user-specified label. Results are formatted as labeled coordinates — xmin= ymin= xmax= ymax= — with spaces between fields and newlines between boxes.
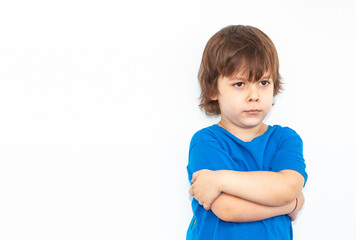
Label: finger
xmin=192 ymin=170 xmax=203 ymax=182
xmin=199 ymin=200 xmax=203 ymax=206
xmin=203 ymin=202 xmax=211 ymax=210
xmin=191 ymin=172 xmax=198 ymax=183
xmin=189 ymin=186 xmax=194 ymax=196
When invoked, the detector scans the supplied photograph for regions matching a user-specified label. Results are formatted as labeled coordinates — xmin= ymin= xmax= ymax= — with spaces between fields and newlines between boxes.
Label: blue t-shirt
xmin=186 ymin=124 xmax=308 ymax=240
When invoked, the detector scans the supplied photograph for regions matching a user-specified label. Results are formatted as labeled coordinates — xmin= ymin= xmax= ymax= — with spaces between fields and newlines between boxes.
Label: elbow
xmin=220 ymin=214 xmax=235 ymax=222
xmin=212 ymin=205 xmax=236 ymax=222
xmin=211 ymin=201 xmax=229 ymax=222
xmin=275 ymin=192 xmax=296 ymax=206
xmin=213 ymin=205 xmax=246 ymax=222
xmin=211 ymin=195 xmax=232 ymax=222
xmin=211 ymin=194 xmax=242 ymax=222
xmin=275 ymin=181 xmax=303 ymax=206
xmin=275 ymin=170 xmax=304 ymax=206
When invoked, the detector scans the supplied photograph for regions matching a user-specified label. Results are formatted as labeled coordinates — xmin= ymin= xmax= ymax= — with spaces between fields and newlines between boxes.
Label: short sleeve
xmin=270 ymin=128 xmax=308 ymax=186
xmin=187 ymin=139 xmax=235 ymax=184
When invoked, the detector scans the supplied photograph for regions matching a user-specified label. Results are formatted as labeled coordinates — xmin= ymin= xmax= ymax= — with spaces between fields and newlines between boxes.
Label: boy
xmin=186 ymin=25 xmax=307 ymax=240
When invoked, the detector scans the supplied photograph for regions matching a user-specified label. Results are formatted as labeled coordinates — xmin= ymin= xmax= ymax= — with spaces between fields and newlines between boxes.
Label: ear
xmin=210 ymin=91 xmax=218 ymax=101
xmin=210 ymin=95 xmax=218 ymax=101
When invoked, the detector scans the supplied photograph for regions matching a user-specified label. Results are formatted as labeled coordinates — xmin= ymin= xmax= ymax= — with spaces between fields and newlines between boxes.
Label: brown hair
xmin=198 ymin=25 xmax=282 ymax=116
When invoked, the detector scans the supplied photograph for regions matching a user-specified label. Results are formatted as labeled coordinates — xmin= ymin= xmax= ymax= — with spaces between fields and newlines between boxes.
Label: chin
xmin=242 ymin=120 xmax=263 ymax=128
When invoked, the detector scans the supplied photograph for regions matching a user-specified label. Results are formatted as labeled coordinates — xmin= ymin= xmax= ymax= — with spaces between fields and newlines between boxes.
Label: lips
xmin=245 ymin=109 xmax=261 ymax=115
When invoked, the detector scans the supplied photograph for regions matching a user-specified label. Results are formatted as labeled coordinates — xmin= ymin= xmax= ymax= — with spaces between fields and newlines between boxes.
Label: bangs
xmin=221 ymin=45 xmax=275 ymax=82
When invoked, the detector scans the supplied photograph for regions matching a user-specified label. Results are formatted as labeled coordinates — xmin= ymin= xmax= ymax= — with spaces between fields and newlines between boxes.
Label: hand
xmin=189 ymin=169 xmax=222 ymax=210
xmin=288 ymin=192 xmax=305 ymax=221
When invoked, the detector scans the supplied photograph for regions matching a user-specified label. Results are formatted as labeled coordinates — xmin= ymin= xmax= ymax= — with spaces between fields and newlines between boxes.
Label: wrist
xmin=217 ymin=170 xmax=239 ymax=193
xmin=290 ymin=198 xmax=298 ymax=214
xmin=216 ymin=170 xmax=227 ymax=193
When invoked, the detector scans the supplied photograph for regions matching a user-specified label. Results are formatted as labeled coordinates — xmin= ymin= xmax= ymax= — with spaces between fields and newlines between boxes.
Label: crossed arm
xmin=189 ymin=169 xmax=305 ymax=222
xmin=211 ymin=192 xmax=304 ymax=222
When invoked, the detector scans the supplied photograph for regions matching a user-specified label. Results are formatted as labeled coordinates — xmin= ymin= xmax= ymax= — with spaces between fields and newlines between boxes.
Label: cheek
xmin=219 ymin=95 xmax=242 ymax=112
xmin=262 ymin=91 xmax=274 ymax=107
xmin=265 ymin=88 xmax=274 ymax=100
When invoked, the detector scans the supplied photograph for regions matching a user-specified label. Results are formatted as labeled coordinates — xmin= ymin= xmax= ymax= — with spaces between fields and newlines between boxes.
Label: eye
xmin=259 ymin=80 xmax=270 ymax=86
xmin=233 ymin=82 xmax=245 ymax=88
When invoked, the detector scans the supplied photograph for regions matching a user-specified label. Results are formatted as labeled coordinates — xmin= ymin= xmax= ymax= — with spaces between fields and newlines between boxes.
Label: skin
xmin=211 ymin=72 xmax=274 ymax=142
xmin=211 ymin=192 xmax=304 ymax=222
xmin=189 ymin=72 xmax=305 ymax=221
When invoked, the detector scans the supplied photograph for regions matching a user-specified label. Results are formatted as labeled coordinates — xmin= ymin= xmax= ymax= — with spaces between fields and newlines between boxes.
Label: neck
xmin=218 ymin=120 xmax=267 ymax=142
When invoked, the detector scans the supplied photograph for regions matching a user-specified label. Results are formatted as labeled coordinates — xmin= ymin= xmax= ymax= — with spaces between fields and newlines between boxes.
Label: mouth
xmin=245 ymin=109 xmax=261 ymax=115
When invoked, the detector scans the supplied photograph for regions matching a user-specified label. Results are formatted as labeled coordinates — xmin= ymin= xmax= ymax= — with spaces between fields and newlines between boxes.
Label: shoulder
xmin=270 ymin=125 xmax=303 ymax=147
xmin=271 ymin=125 xmax=302 ymax=138
xmin=190 ymin=125 xmax=221 ymax=149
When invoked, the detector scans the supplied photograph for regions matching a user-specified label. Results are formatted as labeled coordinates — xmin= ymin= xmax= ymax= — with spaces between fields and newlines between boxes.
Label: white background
xmin=0 ymin=0 xmax=355 ymax=239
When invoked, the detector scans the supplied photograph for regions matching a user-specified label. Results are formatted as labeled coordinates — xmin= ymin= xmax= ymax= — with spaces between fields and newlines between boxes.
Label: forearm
xmin=288 ymin=192 xmax=305 ymax=221
xmin=217 ymin=170 xmax=304 ymax=206
xmin=211 ymin=193 xmax=297 ymax=222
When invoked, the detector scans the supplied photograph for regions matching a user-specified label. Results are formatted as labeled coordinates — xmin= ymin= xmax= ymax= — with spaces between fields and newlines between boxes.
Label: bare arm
xmin=288 ymin=192 xmax=305 ymax=221
xmin=190 ymin=169 xmax=304 ymax=209
xmin=211 ymin=192 xmax=305 ymax=222
xmin=217 ymin=169 xmax=305 ymax=206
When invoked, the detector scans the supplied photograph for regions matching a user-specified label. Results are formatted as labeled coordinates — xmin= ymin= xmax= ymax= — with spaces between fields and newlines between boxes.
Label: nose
xmin=247 ymin=85 xmax=259 ymax=102
xmin=248 ymin=96 xmax=259 ymax=102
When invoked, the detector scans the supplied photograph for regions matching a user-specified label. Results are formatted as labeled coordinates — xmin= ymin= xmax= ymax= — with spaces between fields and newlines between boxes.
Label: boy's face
xmin=211 ymin=71 xmax=274 ymax=130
